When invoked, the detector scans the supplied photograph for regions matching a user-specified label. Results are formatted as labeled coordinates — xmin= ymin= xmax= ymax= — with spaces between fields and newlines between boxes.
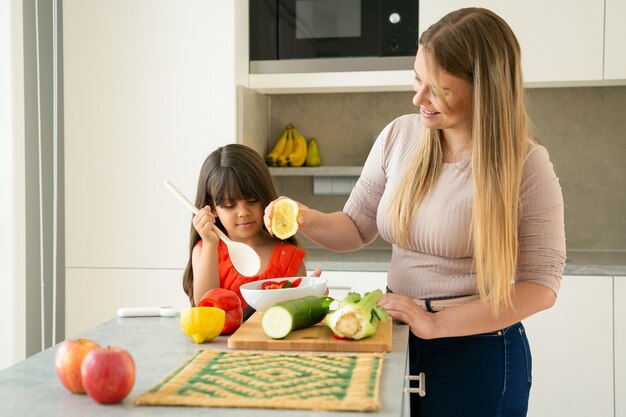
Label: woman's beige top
xmin=344 ymin=114 xmax=566 ymax=299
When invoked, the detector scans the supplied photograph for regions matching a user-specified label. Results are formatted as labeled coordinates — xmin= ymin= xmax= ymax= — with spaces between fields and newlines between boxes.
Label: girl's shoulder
xmin=197 ymin=239 xmax=230 ymax=261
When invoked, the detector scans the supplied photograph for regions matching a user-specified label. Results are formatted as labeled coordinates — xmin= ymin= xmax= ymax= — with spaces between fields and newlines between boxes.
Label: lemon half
xmin=271 ymin=198 xmax=300 ymax=240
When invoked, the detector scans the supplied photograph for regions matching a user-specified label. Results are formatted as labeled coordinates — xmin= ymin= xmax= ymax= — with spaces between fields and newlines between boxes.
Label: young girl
xmin=182 ymin=144 xmax=308 ymax=317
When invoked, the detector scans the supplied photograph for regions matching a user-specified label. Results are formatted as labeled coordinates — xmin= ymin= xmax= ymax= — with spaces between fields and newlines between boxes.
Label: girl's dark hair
xmin=182 ymin=144 xmax=297 ymax=305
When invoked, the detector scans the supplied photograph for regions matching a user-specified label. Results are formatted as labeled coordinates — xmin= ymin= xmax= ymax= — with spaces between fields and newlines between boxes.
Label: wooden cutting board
xmin=227 ymin=312 xmax=392 ymax=352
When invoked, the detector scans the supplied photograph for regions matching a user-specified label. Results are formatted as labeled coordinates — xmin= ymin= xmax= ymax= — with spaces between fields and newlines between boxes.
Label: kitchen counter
xmin=0 ymin=317 xmax=410 ymax=417
xmin=305 ymin=247 xmax=626 ymax=276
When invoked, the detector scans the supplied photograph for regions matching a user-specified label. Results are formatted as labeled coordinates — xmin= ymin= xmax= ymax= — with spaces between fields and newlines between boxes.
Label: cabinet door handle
xmin=404 ymin=372 xmax=426 ymax=397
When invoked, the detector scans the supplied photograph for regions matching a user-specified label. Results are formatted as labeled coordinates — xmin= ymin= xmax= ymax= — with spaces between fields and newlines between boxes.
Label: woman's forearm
xmin=300 ymin=210 xmax=364 ymax=252
xmin=428 ymin=282 xmax=556 ymax=339
xmin=380 ymin=281 xmax=558 ymax=340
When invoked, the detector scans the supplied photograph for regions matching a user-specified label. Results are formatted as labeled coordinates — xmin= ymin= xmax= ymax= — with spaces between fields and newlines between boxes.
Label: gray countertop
xmin=304 ymin=248 xmax=626 ymax=276
xmin=0 ymin=317 xmax=410 ymax=417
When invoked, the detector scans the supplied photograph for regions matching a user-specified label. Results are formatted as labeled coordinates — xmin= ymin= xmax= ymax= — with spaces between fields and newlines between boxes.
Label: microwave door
xmin=277 ymin=0 xmax=381 ymax=59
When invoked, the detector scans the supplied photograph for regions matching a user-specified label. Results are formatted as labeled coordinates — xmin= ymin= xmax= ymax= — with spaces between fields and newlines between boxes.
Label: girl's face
xmin=412 ymin=48 xmax=473 ymax=136
xmin=214 ymin=197 xmax=265 ymax=242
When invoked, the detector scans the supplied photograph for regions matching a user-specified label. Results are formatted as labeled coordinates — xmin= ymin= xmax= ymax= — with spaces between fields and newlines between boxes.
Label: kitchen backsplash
xmin=242 ymin=86 xmax=626 ymax=253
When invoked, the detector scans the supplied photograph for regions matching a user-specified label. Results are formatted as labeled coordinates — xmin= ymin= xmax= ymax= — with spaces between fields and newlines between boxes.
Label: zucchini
xmin=261 ymin=295 xmax=333 ymax=339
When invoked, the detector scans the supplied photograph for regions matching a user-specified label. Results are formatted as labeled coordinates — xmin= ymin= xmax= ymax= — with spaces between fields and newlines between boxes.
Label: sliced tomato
xmin=261 ymin=278 xmax=302 ymax=290
xmin=331 ymin=333 xmax=352 ymax=341
xmin=261 ymin=281 xmax=282 ymax=290
xmin=290 ymin=277 xmax=302 ymax=288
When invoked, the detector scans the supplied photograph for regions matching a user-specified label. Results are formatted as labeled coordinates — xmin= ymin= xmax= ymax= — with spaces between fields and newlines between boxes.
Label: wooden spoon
xmin=164 ymin=179 xmax=261 ymax=277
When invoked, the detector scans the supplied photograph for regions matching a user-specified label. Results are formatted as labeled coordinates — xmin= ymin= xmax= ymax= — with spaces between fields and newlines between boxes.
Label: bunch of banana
xmin=286 ymin=126 xmax=308 ymax=167
xmin=276 ymin=128 xmax=294 ymax=167
xmin=265 ymin=124 xmax=310 ymax=167
xmin=265 ymin=124 xmax=293 ymax=167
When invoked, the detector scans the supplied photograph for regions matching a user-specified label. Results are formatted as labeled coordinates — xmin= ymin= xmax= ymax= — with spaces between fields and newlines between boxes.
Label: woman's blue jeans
xmin=408 ymin=322 xmax=532 ymax=417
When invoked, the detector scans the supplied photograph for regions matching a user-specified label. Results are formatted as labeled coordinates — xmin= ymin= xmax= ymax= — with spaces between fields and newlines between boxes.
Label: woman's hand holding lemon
xmin=264 ymin=197 xmax=306 ymax=240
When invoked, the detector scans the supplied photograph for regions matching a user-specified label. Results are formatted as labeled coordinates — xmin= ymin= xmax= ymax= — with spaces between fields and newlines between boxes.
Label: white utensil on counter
xmin=117 ymin=306 xmax=177 ymax=317
xmin=164 ymin=179 xmax=261 ymax=277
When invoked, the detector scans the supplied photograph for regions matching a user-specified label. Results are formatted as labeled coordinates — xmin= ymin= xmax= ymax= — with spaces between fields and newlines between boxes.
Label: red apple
xmin=81 ymin=346 xmax=136 ymax=404
xmin=54 ymin=338 xmax=101 ymax=394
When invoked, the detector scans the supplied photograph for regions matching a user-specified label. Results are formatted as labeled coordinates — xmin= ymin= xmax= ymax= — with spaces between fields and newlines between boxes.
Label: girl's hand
xmin=193 ymin=206 xmax=219 ymax=245
xmin=309 ymin=267 xmax=322 ymax=277
xmin=377 ymin=293 xmax=436 ymax=339
xmin=264 ymin=196 xmax=311 ymax=236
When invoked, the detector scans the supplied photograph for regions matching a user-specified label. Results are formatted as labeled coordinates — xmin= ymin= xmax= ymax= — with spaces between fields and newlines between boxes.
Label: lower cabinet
xmin=522 ymin=275 xmax=614 ymax=417
xmin=615 ymin=276 xmax=626 ymax=417
xmin=319 ymin=270 xmax=388 ymax=301
xmin=403 ymin=352 xmax=411 ymax=417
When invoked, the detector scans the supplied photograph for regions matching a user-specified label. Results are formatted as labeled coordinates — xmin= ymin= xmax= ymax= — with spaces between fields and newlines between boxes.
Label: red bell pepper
xmin=198 ymin=288 xmax=243 ymax=335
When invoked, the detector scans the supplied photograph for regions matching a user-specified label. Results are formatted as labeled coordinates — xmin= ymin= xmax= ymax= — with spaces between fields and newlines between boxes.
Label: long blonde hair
xmin=390 ymin=8 xmax=530 ymax=311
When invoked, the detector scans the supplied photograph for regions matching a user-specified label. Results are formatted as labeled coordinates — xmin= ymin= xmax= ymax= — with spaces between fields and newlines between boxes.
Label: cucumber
xmin=261 ymin=295 xmax=333 ymax=339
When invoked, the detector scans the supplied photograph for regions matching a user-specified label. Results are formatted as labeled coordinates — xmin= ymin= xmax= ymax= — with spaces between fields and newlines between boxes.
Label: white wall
xmin=63 ymin=0 xmax=246 ymax=336
xmin=0 ymin=0 xmax=27 ymax=371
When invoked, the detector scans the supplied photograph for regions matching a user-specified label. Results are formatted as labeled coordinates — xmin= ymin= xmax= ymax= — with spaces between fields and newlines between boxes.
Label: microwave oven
xmin=249 ymin=0 xmax=419 ymax=74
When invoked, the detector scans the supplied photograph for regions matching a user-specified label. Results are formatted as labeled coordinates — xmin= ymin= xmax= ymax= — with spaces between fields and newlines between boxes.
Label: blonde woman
xmin=266 ymin=7 xmax=565 ymax=417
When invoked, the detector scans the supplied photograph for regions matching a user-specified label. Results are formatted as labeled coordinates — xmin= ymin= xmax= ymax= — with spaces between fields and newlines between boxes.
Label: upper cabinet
xmin=420 ymin=0 xmax=605 ymax=85
xmin=605 ymin=0 xmax=626 ymax=79
xmin=248 ymin=0 xmax=625 ymax=94
xmin=64 ymin=0 xmax=246 ymax=269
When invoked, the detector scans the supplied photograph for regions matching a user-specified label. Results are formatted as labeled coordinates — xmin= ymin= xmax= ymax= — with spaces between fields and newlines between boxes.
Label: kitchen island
xmin=0 ymin=316 xmax=410 ymax=417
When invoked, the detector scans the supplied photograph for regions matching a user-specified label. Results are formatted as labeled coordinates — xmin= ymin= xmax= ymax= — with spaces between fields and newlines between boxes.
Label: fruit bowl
xmin=240 ymin=277 xmax=327 ymax=312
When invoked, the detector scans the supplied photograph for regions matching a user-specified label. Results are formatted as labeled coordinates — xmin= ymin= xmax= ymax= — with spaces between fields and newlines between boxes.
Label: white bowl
xmin=240 ymin=277 xmax=327 ymax=312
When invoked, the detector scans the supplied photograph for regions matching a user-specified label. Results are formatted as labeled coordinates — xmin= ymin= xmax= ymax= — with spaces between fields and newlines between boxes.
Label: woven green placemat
xmin=135 ymin=349 xmax=384 ymax=411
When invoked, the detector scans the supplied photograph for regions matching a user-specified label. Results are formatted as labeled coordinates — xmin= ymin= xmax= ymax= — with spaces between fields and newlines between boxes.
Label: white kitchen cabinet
xmin=419 ymin=0 xmax=604 ymax=85
xmin=318 ymin=270 xmax=387 ymax=301
xmin=523 ymin=275 xmax=614 ymax=417
xmin=65 ymin=268 xmax=189 ymax=338
xmin=248 ymin=70 xmax=415 ymax=95
xmin=605 ymin=0 xmax=626 ymax=79
xmin=615 ymin=276 xmax=626 ymax=417
xmin=64 ymin=0 xmax=244 ymax=269
xmin=63 ymin=1 xmax=246 ymax=332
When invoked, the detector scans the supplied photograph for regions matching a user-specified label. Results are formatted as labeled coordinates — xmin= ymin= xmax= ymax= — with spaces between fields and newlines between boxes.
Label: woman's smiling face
xmin=412 ymin=48 xmax=474 ymax=136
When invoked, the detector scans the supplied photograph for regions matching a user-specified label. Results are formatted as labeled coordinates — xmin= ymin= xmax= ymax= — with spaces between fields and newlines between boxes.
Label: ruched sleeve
xmin=515 ymin=144 xmax=567 ymax=296
xmin=343 ymin=123 xmax=391 ymax=245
